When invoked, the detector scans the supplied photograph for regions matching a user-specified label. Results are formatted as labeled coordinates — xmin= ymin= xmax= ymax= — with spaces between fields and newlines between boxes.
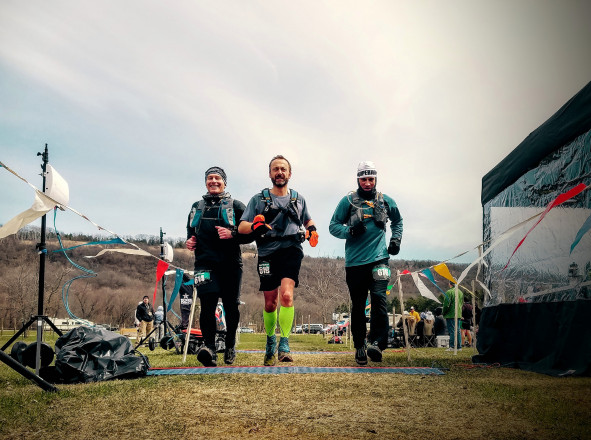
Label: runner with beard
xmin=329 ymin=161 xmax=403 ymax=365
xmin=238 ymin=155 xmax=318 ymax=366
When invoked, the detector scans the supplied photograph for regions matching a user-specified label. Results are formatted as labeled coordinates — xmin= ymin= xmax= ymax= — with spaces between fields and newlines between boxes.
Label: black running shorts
xmin=257 ymin=246 xmax=304 ymax=291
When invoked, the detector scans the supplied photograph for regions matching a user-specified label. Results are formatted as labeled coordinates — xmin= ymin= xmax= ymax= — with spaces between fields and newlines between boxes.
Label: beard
xmin=272 ymin=176 xmax=289 ymax=187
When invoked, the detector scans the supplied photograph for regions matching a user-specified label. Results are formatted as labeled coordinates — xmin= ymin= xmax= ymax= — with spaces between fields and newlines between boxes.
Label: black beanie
xmin=204 ymin=166 xmax=227 ymax=185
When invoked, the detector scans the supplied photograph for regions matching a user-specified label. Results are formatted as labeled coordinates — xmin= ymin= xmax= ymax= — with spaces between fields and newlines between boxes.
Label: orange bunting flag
xmin=153 ymin=260 xmax=170 ymax=304
xmin=433 ymin=263 xmax=457 ymax=284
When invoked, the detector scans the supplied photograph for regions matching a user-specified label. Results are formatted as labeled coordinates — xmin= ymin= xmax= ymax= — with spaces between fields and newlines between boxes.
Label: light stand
xmin=135 ymin=228 xmax=180 ymax=353
xmin=0 ymin=144 xmax=61 ymax=391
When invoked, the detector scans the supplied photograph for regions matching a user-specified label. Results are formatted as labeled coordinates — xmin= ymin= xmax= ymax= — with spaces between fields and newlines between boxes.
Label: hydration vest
xmin=259 ymin=188 xmax=305 ymax=242
xmin=189 ymin=194 xmax=235 ymax=234
xmin=347 ymin=191 xmax=388 ymax=230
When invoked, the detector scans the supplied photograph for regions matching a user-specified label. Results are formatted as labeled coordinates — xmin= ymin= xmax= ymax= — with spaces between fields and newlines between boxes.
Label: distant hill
xmin=0 ymin=229 xmax=478 ymax=332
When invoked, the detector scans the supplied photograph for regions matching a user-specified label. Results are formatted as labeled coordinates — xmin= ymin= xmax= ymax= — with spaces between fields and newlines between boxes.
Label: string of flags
xmin=2 ymin=159 xmax=590 ymax=308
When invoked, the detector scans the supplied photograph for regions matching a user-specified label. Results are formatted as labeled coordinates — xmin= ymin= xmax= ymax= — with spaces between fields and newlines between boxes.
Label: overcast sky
xmin=1 ymin=1 xmax=590 ymax=266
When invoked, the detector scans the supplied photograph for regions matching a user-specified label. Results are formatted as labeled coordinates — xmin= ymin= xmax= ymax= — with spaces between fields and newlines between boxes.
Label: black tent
xmin=474 ymin=81 xmax=591 ymax=376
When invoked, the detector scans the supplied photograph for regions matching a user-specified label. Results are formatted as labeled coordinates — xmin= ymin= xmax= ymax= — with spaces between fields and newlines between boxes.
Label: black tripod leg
xmin=0 ymin=350 xmax=57 ymax=392
xmin=41 ymin=316 xmax=63 ymax=337
xmin=134 ymin=325 xmax=158 ymax=350
xmin=165 ymin=321 xmax=181 ymax=354
xmin=1 ymin=318 xmax=36 ymax=352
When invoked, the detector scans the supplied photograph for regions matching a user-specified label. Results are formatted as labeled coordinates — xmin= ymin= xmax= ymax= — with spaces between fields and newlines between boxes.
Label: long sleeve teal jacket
xmin=329 ymin=192 xmax=402 ymax=267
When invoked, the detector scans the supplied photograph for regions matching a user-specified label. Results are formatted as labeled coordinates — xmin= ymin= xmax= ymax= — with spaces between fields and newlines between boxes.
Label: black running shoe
xmin=355 ymin=345 xmax=368 ymax=366
xmin=197 ymin=346 xmax=217 ymax=367
xmin=224 ymin=347 xmax=236 ymax=365
xmin=367 ymin=342 xmax=382 ymax=362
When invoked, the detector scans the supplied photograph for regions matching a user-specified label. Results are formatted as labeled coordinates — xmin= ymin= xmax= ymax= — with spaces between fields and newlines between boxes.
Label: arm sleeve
xmin=441 ymin=292 xmax=450 ymax=315
xmin=384 ymin=194 xmax=403 ymax=240
xmin=329 ymin=196 xmax=351 ymax=239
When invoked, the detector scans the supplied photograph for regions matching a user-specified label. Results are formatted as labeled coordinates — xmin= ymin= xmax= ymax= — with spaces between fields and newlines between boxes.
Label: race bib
xmin=194 ymin=270 xmax=212 ymax=286
xmin=258 ymin=261 xmax=271 ymax=277
xmin=372 ymin=264 xmax=391 ymax=281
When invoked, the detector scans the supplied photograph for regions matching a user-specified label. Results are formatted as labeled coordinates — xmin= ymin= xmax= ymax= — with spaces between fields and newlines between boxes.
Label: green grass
xmin=1 ymin=333 xmax=590 ymax=440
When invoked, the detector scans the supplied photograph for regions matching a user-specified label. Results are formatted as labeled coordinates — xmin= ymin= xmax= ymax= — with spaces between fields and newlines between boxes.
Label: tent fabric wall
xmin=473 ymin=300 xmax=591 ymax=376
xmin=478 ymin=82 xmax=591 ymax=376
xmin=482 ymin=81 xmax=591 ymax=205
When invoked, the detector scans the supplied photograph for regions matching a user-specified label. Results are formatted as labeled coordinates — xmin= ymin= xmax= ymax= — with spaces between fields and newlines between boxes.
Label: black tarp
xmin=52 ymin=326 xmax=149 ymax=383
xmin=482 ymin=81 xmax=591 ymax=205
xmin=473 ymin=300 xmax=591 ymax=376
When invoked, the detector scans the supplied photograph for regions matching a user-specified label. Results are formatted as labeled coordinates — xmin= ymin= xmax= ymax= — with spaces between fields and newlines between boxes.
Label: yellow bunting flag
xmin=433 ymin=263 xmax=457 ymax=284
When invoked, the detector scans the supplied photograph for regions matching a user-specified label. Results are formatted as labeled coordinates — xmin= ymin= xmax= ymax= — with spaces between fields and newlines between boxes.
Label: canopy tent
xmin=474 ymin=81 xmax=591 ymax=376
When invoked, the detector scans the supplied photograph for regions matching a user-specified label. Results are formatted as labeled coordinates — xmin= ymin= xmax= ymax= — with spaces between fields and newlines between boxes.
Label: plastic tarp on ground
xmin=52 ymin=326 xmax=150 ymax=383
xmin=476 ymin=81 xmax=591 ymax=376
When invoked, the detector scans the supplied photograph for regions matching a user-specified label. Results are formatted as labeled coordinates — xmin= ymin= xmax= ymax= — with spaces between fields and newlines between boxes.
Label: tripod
xmin=135 ymin=228 xmax=181 ymax=353
xmin=0 ymin=145 xmax=61 ymax=391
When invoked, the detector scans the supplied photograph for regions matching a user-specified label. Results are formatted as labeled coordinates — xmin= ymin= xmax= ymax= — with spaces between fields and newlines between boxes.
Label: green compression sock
xmin=278 ymin=306 xmax=294 ymax=338
xmin=263 ymin=309 xmax=277 ymax=337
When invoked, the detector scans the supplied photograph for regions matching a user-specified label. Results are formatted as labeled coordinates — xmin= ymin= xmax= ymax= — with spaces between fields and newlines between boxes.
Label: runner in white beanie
xmin=329 ymin=160 xmax=403 ymax=365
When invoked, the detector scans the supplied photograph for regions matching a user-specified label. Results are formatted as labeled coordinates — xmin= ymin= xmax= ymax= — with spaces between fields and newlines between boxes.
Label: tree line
xmin=0 ymin=229 xmax=479 ymax=332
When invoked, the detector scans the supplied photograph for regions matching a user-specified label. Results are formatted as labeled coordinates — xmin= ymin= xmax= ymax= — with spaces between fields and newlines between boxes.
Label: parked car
xmin=297 ymin=324 xmax=324 ymax=334
xmin=309 ymin=324 xmax=324 ymax=334
xmin=238 ymin=327 xmax=254 ymax=333
xmin=294 ymin=325 xmax=303 ymax=334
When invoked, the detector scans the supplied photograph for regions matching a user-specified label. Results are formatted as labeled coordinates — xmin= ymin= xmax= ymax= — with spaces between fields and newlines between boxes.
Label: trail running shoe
xmin=367 ymin=342 xmax=382 ymax=362
xmin=355 ymin=345 xmax=368 ymax=366
xmin=278 ymin=337 xmax=293 ymax=362
xmin=264 ymin=335 xmax=277 ymax=366
xmin=224 ymin=347 xmax=236 ymax=365
xmin=197 ymin=346 xmax=217 ymax=367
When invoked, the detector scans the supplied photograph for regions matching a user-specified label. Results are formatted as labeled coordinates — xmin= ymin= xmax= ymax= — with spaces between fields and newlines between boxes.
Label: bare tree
xmin=299 ymin=258 xmax=348 ymax=323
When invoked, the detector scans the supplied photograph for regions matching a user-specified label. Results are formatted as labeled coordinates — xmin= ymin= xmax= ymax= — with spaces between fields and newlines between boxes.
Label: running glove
xmin=349 ymin=221 xmax=366 ymax=237
xmin=251 ymin=214 xmax=272 ymax=236
xmin=388 ymin=237 xmax=401 ymax=255
xmin=306 ymin=225 xmax=319 ymax=247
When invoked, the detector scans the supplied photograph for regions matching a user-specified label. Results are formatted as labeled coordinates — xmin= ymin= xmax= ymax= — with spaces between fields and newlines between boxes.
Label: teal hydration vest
xmin=189 ymin=195 xmax=235 ymax=234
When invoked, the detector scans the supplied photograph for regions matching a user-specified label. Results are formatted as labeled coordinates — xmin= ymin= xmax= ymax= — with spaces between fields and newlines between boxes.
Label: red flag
xmin=153 ymin=260 xmax=169 ymax=304
xmin=503 ymin=183 xmax=588 ymax=270
xmin=401 ymin=269 xmax=411 ymax=275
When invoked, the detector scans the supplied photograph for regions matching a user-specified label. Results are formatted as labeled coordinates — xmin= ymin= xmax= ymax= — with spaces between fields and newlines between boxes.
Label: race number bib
xmin=372 ymin=264 xmax=391 ymax=281
xmin=258 ymin=261 xmax=271 ymax=277
xmin=194 ymin=270 xmax=212 ymax=286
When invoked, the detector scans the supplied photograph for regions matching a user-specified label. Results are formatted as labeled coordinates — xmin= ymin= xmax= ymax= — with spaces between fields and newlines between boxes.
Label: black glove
xmin=349 ymin=221 xmax=366 ymax=237
xmin=252 ymin=214 xmax=271 ymax=237
xmin=388 ymin=237 xmax=401 ymax=255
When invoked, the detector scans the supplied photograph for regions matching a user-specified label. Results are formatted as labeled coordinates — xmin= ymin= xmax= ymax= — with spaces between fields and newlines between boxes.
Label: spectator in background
xmin=442 ymin=281 xmax=464 ymax=351
xmin=461 ymin=296 xmax=474 ymax=347
xmin=423 ymin=311 xmax=435 ymax=336
xmin=433 ymin=307 xmax=447 ymax=336
xmin=409 ymin=306 xmax=421 ymax=324
xmin=153 ymin=305 xmax=164 ymax=341
xmin=136 ymin=295 xmax=155 ymax=346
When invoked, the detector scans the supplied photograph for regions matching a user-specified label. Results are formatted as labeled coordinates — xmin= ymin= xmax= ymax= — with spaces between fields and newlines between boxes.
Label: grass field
xmin=1 ymin=332 xmax=590 ymax=440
